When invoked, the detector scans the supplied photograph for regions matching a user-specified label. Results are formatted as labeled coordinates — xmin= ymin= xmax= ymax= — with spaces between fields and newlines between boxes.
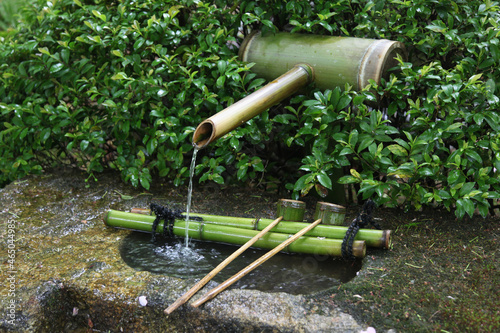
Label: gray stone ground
xmin=0 ymin=169 xmax=373 ymax=332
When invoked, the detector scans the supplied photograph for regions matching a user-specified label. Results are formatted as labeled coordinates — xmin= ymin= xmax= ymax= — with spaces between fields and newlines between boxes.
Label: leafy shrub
xmin=0 ymin=0 xmax=265 ymax=188
xmin=0 ymin=0 xmax=25 ymax=32
xmin=276 ymin=0 xmax=500 ymax=219
xmin=1 ymin=0 xmax=499 ymax=219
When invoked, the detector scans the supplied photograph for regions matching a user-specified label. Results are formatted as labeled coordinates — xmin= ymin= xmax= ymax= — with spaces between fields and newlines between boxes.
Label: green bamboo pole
xmin=196 ymin=215 xmax=390 ymax=249
xmin=115 ymin=209 xmax=391 ymax=249
xmin=104 ymin=210 xmax=366 ymax=258
xmin=192 ymin=63 xmax=313 ymax=149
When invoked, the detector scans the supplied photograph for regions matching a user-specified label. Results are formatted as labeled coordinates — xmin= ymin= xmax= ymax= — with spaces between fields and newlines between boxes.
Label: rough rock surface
xmin=0 ymin=169 xmax=365 ymax=332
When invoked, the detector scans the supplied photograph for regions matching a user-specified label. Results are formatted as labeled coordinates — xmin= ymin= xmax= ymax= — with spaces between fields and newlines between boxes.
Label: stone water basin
xmin=0 ymin=168 xmax=366 ymax=332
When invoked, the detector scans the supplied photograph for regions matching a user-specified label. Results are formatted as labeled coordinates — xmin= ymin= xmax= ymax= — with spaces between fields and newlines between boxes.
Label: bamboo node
xmin=253 ymin=218 xmax=260 ymax=230
xmin=198 ymin=222 xmax=205 ymax=240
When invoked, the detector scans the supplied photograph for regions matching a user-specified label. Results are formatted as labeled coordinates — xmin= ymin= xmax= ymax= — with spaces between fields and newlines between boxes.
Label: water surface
xmin=120 ymin=232 xmax=362 ymax=295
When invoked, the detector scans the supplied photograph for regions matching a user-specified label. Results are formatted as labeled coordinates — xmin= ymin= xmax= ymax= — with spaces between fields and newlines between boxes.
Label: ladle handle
xmin=191 ymin=218 xmax=322 ymax=308
xmin=164 ymin=216 xmax=284 ymax=314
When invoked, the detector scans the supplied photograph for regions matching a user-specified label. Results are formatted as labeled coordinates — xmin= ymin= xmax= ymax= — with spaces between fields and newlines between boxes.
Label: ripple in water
xmin=120 ymin=232 xmax=363 ymax=295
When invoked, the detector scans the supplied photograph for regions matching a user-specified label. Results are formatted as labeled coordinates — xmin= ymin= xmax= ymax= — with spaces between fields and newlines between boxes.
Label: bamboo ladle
xmin=191 ymin=218 xmax=322 ymax=308
xmin=164 ymin=216 xmax=283 ymax=314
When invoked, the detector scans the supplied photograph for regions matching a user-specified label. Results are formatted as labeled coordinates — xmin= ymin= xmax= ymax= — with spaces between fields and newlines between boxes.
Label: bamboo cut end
xmin=382 ymin=230 xmax=392 ymax=249
xmin=193 ymin=119 xmax=216 ymax=149
xmin=103 ymin=211 xmax=110 ymax=226
xmin=358 ymin=39 xmax=406 ymax=90
xmin=277 ymin=199 xmax=306 ymax=222
xmin=295 ymin=63 xmax=315 ymax=85
xmin=313 ymin=202 xmax=346 ymax=225
xmin=164 ymin=304 xmax=178 ymax=315
xmin=352 ymin=240 xmax=367 ymax=258
xmin=238 ymin=30 xmax=260 ymax=61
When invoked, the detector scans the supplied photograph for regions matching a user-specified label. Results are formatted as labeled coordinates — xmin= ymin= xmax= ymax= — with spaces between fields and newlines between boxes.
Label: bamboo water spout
xmin=192 ymin=63 xmax=313 ymax=148
xmin=192 ymin=31 xmax=406 ymax=149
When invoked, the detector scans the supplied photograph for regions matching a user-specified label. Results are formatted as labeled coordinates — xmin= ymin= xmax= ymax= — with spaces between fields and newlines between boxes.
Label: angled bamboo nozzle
xmin=193 ymin=63 xmax=314 ymax=149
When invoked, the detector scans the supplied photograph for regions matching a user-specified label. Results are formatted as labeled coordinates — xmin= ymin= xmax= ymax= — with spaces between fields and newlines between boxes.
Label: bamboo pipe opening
xmin=382 ymin=230 xmax=392 ymax=249
xmin=192 ymin=120 xmax=215 ymax=149
xmin=351 ymin=240 xmax=366 ymax=258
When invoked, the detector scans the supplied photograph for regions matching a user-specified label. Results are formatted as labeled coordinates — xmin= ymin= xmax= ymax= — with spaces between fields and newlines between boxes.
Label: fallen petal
xmin=138 ymin=295 xmax=148 ymax=306
xmin=360 ymin=327 xmax=376 ymax=333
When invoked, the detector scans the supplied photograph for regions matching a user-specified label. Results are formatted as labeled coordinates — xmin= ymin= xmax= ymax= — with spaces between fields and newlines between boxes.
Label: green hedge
xmin=0 ymin=0 xmax=24 ymax=32
xmin=1 ymin=0 xmax=499 ymax=218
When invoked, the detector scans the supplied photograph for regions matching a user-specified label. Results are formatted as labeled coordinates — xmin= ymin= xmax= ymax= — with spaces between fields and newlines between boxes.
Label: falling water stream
xmin=184 ymin=146 xmax=199 ymax=247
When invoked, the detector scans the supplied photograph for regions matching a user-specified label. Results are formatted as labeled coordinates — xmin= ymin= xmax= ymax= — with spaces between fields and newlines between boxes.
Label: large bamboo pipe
xmin=192 ymin=63 xmax=313 ymax=148
xmin=239 ymin=31 xmax=406 ymax=92
xmin=120 ymin=209 xmax=390 ymax=248
xmin=103 ymin=210 xmax=366 ymax=258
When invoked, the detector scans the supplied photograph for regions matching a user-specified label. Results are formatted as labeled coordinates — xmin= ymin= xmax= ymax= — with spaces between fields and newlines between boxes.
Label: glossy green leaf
xmin=102 ymin=100 xmax=116 ymax=107
xmin=317 ymin=171 xmax=332 ymax=189
xmin=157 ymin=89 xmax=168 ymax=97
xmin=50 ymin=63 xmax=64 ymax=73
xmin=387 ymin=144 xmax=408 ymax=157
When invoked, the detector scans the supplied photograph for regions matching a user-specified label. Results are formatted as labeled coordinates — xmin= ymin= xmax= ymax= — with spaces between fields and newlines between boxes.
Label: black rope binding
xmin=341 ymin=199 xmax=381 ymax=261
xmin=149 ymin=203 xmax=203 ymax=242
